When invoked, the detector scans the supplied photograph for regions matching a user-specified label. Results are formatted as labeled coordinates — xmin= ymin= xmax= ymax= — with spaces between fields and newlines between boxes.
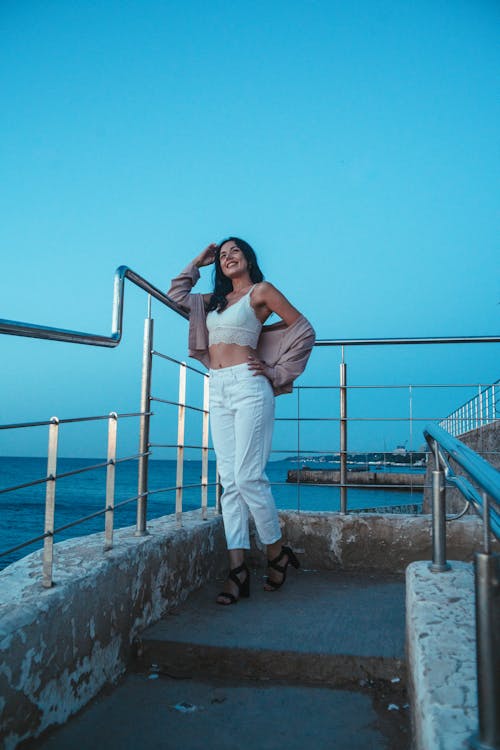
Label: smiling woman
xmin=167 ymin=238 xmax=315 ymax=605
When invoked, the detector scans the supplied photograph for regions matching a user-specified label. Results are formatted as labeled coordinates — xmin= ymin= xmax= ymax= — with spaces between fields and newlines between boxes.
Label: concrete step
xmin=31 ymin=673 xmax=411 ymax=750
xmin=135 ymin=568 xmax=407 ymax=687
xmin=31 ymin=569 xmax=411 ymax=750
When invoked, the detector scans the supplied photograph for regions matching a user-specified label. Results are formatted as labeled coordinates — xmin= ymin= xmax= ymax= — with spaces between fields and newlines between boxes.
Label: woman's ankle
xmin=266 ymin=539 xmax=283 ymax=561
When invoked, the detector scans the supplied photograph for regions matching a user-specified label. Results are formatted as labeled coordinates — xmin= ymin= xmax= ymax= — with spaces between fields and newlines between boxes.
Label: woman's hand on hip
xmin=247 ymin=355 xmax=268 ymax=378
xmin=193 ymin=243 xmax=218 ymax=268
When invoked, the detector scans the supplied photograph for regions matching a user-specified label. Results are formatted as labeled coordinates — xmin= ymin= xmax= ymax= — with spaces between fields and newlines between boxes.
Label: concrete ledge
xmin=0 ymin=510 xmax=226 ymax=750
xmin=273 ymin=512 xmax=489 ymax=573
xmin=406 ymin=561 xmax=477 ymax=750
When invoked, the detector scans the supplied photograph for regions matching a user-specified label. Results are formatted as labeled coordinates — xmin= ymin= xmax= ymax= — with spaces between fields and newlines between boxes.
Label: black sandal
xmin=265 ymin=545 xmax=300 ymax=591
xmin=216 ymin=563 xmax=250 ymax=605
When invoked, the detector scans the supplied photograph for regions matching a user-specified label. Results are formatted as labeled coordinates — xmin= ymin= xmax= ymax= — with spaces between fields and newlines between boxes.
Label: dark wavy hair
xmin=207 ymin=237 xmax=264 ymax=313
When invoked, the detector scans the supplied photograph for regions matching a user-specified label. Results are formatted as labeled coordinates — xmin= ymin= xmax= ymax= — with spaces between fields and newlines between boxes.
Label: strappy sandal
xmin=265 ymin=545 xmax=300 ymax=591
xmin=216 ymin=563 xmax=250 ymax=605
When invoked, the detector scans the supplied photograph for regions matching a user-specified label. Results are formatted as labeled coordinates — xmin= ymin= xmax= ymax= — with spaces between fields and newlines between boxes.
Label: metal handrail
xmin=423 ymin=423 xmax=500 ymax=520
xmin=297 ymin=382 xmax=499 ymax=388
xmin=315 ymin=335 xmax=500 ymax=346
xmin=1 ymin=261 xmax=498 ymax=349
xmin=0 ymin=412 xmax=150 ymax=431
xmin=422 ymin=422 xmax=500 ymax=750
xmin=0 ymin=266 xmax=188 ymax=347
xmin=0 ymin=491 xmax=149 ymax=560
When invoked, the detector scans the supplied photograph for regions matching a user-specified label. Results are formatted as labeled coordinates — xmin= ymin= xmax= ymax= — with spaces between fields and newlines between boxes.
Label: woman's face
xmin=218 ymin=241 xmax=249 ymax=278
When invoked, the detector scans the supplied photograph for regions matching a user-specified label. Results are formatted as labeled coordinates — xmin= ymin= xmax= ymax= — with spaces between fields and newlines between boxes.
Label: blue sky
xmin=1 ymin=0 xmax=499 ymax=457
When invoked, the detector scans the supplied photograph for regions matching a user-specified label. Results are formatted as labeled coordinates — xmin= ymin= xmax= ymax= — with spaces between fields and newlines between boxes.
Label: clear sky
xmin=1 ymin=0 xmax=499 ymax=458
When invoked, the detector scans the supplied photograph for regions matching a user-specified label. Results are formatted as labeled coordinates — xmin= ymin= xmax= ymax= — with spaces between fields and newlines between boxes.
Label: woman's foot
xmin=216 ymin=563 xmax=250 ymax=605
xmin=264 ymin=545 xmax=300 ymax=591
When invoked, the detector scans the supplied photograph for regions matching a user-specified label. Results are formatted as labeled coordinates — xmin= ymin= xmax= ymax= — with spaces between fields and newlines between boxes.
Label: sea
xmin=0 ymin=456 xmax=425 ymax=570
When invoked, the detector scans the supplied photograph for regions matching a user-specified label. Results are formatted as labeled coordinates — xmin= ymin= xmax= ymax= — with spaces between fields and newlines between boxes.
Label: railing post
xmin=201 ymin=373 xmax=209 ymax=520
xmin=176 ymin=362 xmax=187 ymax=524
xmin=42 ymin=417 xmax=59 ymax=588
xmin=470 ymin=543 xmax=500 ymax=748
xmin=104 ymin=412 xmax=117 ymax=551
xmin=136 ymin=312 xmax=153 ymax=536
xmin=429 ymin=441 xmax=450 ymax=572
xmin=339 ymin=348 xmax=348 ymax=513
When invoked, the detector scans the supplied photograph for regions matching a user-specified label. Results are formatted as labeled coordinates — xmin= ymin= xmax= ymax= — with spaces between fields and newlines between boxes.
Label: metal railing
xmin=275 ymin=380 xmax=499 ymax=511
xmin=8 ymin=371 xmax=496 ymax=577
xmin=439 ymin=380 xmax=499 ymax=437
xmin=0 ymin=412 xmax=151 ymax=588
xmin=0 ymin=355 xmax=218 ymax=588
xmin=424 ymin=423 xmax=500 ymax=750
xmin=308 ymin=338 xmax=499 ymax=512
xmin=0 ymin=267 xmax=218 ymax=586
xmin=0 ymin=265 xmax=188 ymax=346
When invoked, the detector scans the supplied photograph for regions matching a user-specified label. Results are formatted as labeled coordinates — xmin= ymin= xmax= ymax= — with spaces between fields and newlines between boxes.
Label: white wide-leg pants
xmin=209 ymin=363 xmax=281 ymax=550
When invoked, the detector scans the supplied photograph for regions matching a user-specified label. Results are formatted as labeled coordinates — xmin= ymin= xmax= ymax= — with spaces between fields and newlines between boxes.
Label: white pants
xmin=209 ymin=363 xmax=281 ymax=550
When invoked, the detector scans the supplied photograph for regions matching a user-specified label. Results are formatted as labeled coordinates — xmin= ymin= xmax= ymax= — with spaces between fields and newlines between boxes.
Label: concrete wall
xmin=0 ymin=510 xmax=226 ymax=750
xmin=423 ymin=420 xmax=500 ymax=513
xmin=269 ymin=511 xmax=492 ymax=574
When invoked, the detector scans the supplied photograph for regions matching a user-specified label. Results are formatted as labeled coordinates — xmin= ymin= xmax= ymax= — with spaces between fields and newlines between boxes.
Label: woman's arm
xmin=167 ymin=243 xmax=217 ymax=311
xmin=193 ymin=243 xmax=218 ymax=270
xmin=248 ymin=282 xmax=303 ymax=377
xmin=251 ymin=281 xmax=300 ymax=326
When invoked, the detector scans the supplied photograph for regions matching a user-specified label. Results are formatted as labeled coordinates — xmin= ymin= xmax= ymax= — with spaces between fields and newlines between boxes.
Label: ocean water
xmin=0 ymin=456 xmax=424 ymax=570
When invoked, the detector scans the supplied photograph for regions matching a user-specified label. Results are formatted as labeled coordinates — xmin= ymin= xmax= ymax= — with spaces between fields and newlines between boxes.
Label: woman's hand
xmin=193 ymin=243 xmax=218 ymax=269
xmin=247 ymin=354 xmax=269 ymax=379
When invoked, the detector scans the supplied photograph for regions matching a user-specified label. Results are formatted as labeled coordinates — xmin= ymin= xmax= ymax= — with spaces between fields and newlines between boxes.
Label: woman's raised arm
xmin=167 ymin=243 xmax=217 ymax=310
xmin=193 ymin=243 xmax=218 ymax=269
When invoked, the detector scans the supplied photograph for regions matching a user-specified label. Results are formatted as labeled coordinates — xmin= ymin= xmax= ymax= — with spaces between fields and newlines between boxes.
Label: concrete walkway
xmin=30 ymin=569 xmax=411 ymax=750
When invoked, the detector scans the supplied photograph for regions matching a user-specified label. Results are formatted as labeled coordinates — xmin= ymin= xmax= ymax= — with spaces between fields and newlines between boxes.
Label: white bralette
xmin=206 ymin=288 xmax=262 ymax=348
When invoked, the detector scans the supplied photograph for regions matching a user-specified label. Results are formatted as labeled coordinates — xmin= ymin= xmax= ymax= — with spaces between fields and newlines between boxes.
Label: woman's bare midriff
xmin=209 ymin=343 xmax=257 ymax=369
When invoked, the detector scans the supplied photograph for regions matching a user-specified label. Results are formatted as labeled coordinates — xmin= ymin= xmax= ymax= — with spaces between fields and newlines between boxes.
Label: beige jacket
xmin=167 ymin=263 xmax=316 ymax=396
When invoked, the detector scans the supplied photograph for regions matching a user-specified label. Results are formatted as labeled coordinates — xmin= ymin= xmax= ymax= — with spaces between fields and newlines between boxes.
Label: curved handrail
xmin=1 ymin=265 xmax=499 ymax=348
xmin=0 ymin=266 xmax=188 ymax=348
xmin=423 ymin=422 xmax=500 ymax=540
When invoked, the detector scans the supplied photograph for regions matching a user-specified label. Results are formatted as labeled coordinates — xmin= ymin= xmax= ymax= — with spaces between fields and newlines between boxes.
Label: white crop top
xmin=206 ymin=287 xmax=262 ymax=348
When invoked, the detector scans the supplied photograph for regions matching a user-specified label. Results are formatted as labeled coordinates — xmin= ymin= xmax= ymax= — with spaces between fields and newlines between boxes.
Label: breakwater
xmin=287 ymin=469 xmax=425 ymax=491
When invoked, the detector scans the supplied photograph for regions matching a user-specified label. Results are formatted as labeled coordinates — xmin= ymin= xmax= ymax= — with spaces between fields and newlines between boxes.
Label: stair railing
xmin=423 ymin=422 xmax=500 ymax=750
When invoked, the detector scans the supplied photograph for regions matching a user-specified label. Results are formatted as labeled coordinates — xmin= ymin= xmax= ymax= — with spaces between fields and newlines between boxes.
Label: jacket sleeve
xmin=167 ymin=263 xmax=201 ymax=311
xmin=259 ymin=317 xmax=316 ymax=395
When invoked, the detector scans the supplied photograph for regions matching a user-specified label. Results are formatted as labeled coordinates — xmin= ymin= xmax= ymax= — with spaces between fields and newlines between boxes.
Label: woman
xmin=168 ymin=238 xmax=315 ymax=605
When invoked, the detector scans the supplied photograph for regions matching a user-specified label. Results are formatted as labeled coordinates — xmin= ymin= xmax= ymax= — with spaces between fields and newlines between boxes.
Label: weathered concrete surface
xmin=30 ymin=568 xmax=411 ymax=750
xmin=137 ymin=569 xmax=406 ymax=686
xmin=0 ymin=510 xmax=226 ymax=750
xmin=1 ymin=509 xmax=490 ymax=749
xmin=406 ymin=561 xmax=477 ymax=750
xmin=423 ymin=420 xmax=500 ymax=513
xmin=29 ymin=674 xmax=406 ymax=750
xmin=261 ymin=511 xmax=492 ymax=574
